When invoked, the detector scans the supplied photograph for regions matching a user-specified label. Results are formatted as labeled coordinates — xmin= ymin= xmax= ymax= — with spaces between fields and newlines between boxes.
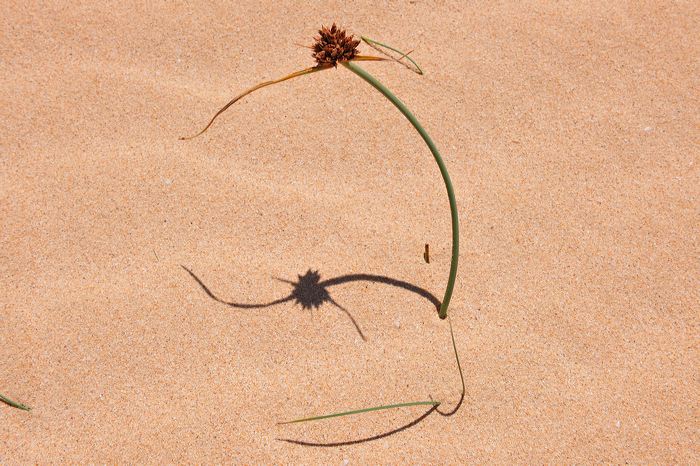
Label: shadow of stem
xmin=181 ymin=265 xmax=463 ymax=445
xmin=277 ymin=404 xmax=440 ymax=447
xmin=181 ymin=266 xmax=441 ymax=342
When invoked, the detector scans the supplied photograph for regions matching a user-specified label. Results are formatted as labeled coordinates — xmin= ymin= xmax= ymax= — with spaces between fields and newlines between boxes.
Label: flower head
xmin=312 ymin=23 xmax=361 ymax=66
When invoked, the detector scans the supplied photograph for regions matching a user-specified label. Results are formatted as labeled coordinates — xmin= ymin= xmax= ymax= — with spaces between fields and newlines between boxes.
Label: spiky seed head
xmin=312 ymin=23 xmax=360 ymax=66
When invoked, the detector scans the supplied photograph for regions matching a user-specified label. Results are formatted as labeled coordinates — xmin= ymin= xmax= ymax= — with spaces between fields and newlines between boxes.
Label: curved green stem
xmin=341 ymin=60 xmax=458 ymax=319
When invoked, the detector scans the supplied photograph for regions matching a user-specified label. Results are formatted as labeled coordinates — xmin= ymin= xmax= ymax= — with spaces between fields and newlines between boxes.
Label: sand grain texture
xmin=1 ymin=1 xmax=698 ymax=462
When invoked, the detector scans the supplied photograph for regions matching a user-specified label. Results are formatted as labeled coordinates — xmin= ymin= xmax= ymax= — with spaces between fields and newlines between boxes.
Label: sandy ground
xmin=1 ymin=1 xmax=698 ymax=462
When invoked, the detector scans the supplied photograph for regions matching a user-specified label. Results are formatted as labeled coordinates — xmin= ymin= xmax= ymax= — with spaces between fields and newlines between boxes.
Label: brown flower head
xmin=312 ymin=23 xmax=360 ymax=66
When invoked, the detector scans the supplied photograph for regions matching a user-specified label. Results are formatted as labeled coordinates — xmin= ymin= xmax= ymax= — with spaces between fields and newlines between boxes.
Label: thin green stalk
xmin=278 ymin=400 xmax=439 ymax=425
xmin=436 ymin=316 xmax=465 ymax=416
xmin=0 ymin=392 xmax=31 ymax=411
xmin=341 ymin=60 xmax=458 ymax=319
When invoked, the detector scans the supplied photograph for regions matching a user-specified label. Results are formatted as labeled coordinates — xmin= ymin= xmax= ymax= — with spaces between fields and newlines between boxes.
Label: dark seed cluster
xmin=312 ymin=23 xmax=360 ymax=66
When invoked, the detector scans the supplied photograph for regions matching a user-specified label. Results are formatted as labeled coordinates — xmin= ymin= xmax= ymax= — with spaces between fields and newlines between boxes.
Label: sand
xmin=1 ymin=1 xmax=698 ymax=462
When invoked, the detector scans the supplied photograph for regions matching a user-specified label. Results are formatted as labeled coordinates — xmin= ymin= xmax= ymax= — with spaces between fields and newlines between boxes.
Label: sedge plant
xmin=182 ymin=24 xmax=463 ymax=430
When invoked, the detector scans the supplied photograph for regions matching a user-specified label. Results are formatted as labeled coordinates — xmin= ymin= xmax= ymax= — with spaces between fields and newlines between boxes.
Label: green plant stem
xmin=341 ymin=60 xmax=458 ymax=319
xmin=0 ymin=392 xmax=31 ymax=411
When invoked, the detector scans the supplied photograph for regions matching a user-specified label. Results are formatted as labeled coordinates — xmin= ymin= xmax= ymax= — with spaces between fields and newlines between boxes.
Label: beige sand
xmin=1 ymin=1 xmax=698 ymax=462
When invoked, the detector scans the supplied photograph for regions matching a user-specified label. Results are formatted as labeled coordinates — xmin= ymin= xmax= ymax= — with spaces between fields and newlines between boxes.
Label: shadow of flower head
xmin=283 ymin=270 xmax=329 ymax=310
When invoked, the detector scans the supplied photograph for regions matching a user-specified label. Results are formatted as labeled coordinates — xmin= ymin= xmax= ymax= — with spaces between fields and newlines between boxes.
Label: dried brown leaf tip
xmin=312 ymin=23 xmax=361 ymax=66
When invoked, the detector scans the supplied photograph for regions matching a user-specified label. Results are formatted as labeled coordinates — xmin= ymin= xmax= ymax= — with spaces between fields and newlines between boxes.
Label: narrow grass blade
xmin=0 ymin=392 xmax=31 ymax=411
xmin=180 ymin=64 xmax=333 ymax=140
xmin=360 ymin=36 xmax=423 ymax=74
xmin=449 ymin=318 xmax=465 ymax=395
xmin=278 ymin=400 xmax=439 ymax=425
xmin=436 ymin=317 xmax=465 ymax=416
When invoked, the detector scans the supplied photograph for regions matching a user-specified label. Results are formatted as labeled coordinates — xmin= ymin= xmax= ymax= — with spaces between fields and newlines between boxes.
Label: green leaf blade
xmin=278 ymin=400 xmax=439 ymax=425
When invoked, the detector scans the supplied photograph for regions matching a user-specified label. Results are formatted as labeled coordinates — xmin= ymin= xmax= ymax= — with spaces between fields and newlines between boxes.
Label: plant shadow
xmin=181 ymin=265 xmax=462 ymax=446
xmin=181 ymin=266 xmax=441 ymax=342
xmin=277 ymin=403 xmax=440 ymax=447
